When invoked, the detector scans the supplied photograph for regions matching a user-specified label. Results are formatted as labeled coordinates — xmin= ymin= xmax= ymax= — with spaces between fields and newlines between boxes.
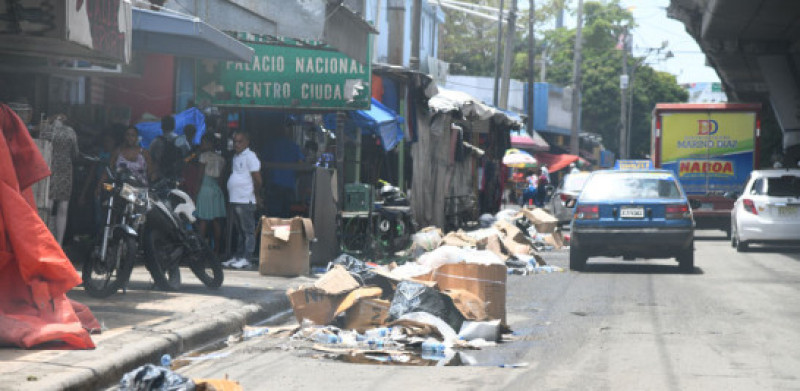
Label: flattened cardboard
xmin=429 ymin=262 xmax=507 ymax=324
xmin=334 ymin=287 xmax=383 ymax=315
xmin=519 ymin=208 xmax=558 ymax=234
xmin=260 ymin=216 xmax=315 ymax=276
xmin=343 ymin=298 xmax=390 ymax=331
xmin=544 ymin=229 xmax=565 ymax=249
xmin=314 ymin=265 xmax=360 ymax=295
xmin=286 ymin=287 xmax=345 ymax=325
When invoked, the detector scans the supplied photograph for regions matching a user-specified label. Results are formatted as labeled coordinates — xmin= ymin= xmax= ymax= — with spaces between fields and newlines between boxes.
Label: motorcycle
xmin=82 ymin=165 xmax=149 ymax=298
xmin=142 ymin=179 xmax=223 ymax=291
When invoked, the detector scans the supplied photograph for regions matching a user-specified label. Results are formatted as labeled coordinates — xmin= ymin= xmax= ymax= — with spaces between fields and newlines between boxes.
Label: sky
xmin=540 ymin=0 xmax=721 ymax=84
xmin=620 ymin=0 xmax=720 ymax=84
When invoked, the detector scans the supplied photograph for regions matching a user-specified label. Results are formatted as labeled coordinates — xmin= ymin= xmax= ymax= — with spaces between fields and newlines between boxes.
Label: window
xmin=748 ymin=178 xmax=764 ymax=195
xmin=765 ymin=175 xmax=800 ymax=197
xmin=581 ymin=173 xmax=683 ymax=200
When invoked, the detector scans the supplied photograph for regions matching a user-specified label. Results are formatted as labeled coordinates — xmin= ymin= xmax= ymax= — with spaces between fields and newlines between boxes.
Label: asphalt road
xmin=172 ymin=230 xmax=800 ymax=390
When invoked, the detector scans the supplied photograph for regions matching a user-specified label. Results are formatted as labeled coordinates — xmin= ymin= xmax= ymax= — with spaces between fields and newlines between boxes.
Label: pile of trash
xmin=280 ymin=207 xmax=566 ymax=364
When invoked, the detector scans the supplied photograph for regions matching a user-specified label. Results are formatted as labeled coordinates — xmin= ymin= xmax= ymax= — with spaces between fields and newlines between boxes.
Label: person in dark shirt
xmin=261 ymin=126 xmax=304 ymax=218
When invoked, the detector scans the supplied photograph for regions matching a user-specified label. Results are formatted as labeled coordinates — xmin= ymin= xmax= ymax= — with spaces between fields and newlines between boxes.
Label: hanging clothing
xmin=38 ymin=118 xmax=78 ymax=201
xmin=0 ymin=104 xmax=96 ymax=349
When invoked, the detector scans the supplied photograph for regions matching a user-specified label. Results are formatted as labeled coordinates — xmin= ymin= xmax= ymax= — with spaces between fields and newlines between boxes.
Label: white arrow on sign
xmin=202 ymin=81 xmax=224 ymax=97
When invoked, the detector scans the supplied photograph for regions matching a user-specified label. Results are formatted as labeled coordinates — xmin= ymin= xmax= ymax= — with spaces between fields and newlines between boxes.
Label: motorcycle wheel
xmin=189 ymin=233 xmax=223 ymax=288
xmin=143 ymin=223 xmax=182 ymax=291
xmin=82 ymin=236 xmax=137 ymax=298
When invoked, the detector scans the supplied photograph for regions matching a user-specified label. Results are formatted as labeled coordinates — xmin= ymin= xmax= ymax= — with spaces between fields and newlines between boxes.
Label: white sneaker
xmin=222 ymin=257 xmax=240 ymax=267
xmin=231 ymin=258 xmax=252 ymax=269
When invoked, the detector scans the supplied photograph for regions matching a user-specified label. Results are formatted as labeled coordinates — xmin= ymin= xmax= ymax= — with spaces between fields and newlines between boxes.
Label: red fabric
xmin=534 ymin=152 xmax=581 ymax=173
xmin=0 ymin=104 xmax=96 ymax=349
xmin=371 ymin=74 xmax=384 ymax=102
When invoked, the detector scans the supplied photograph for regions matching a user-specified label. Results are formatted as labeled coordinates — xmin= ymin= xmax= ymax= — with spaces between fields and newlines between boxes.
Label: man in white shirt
xmin=225 ymin=131 xmax=262 ymax=269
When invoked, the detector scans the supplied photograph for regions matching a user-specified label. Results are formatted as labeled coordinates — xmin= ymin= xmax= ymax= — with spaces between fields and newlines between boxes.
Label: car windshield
xmin=563 ymin=173 xmax=590 ymax=192
xmin=580 ymin=173 xmax=682 ymax=200
xmin=766 ymin=175 xmax=800 ymax=197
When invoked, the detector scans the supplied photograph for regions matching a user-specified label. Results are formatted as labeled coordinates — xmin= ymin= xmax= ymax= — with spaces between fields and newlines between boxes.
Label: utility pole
xmin=527 ymin=0 xmax=535 ymax=136
xmin=387 ymin=0 xmax=406 ymax=65
xmin=493 ymin=0 xmax=505 ymax=106
xmin=619 ymin=26 xmax=629 ymax=159
xmin=410 ymin=0 xmax=422 ymax=70
xmin=499 ymin=0 xmax=517 ymax=109
xmin=569 ymin=0 xmax=584 ymax=156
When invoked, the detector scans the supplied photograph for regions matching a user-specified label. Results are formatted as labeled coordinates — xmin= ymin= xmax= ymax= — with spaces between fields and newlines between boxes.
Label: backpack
xmin=154 ymin=135 xmax=183 ymax=179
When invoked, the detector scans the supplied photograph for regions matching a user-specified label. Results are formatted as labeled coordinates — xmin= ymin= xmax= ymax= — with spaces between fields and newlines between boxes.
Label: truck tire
xmin=569 ymin=245 xmax=587 ymax=271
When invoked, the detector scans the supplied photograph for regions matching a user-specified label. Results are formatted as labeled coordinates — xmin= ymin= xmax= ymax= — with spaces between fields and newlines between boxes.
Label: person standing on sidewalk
xmin=225 ymin=131 xmax=262 ymax=269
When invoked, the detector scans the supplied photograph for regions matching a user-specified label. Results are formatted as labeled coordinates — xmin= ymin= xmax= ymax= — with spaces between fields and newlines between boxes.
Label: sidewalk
xmin=0 ymin=265 xmax=313 ymax=391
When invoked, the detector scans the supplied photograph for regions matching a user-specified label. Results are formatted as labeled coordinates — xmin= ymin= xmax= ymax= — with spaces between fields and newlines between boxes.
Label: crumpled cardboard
xmin=443 ymin=289 xmax=489 ymax=321
xmin=518 ymin=208 xmax=558 ymax=234
xmin=441 ymin=231 xmax=485 ymax=248
xmin=493 ymin=220 xmax=532 ymax=256
xmin=426 ymin=262 xmax=507 ymax=324
xmin=260 ymin=216 xmax=315 ymax=276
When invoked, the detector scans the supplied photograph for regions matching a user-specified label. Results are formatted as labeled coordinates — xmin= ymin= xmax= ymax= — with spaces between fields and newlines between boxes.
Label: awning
xmin=132 ymin=8 xmax=253 ymax=62
xmin=324 ymin=98 xmax=405 ymax=151
xmin=511 ymin=130 xmax=550 ymax=151
xmin=428 ymin=88 xmax=522 ymax=130
xmin=534 ymin=152 xmax=583 ymax=173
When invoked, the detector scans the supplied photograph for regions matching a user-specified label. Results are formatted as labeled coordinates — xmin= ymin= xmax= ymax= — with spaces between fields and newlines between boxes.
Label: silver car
xmin=546 ymin=172 xmax=591 ymax=225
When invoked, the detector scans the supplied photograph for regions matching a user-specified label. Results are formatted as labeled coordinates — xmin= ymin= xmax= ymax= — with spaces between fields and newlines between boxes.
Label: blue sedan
xmin=569 ymin=170 xmax=695 ymax=272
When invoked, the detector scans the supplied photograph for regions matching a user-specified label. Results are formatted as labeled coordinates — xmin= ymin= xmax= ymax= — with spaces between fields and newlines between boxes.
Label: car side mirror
xmin=722 ymin=191 xmax=739 ymax=200
xmin=565 ymin=198 xmax=577 ymax=208
xmin=688 ymin=199 xmax=702 ymax=209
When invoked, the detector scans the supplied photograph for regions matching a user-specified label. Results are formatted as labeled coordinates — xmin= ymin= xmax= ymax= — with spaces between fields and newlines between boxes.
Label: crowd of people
xmin=82 ymin=114 xmax=311 ymax=270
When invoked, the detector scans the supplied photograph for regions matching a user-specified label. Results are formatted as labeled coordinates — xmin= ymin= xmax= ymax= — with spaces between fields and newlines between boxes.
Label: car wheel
xmin=730 ymin=225 xmax=736 ymax=248
xmin=569 ymin=245 xmax=587 ymax=271
xmin=677 ymin=246 xmax=694 ymax=272
xmin=735 ymin=235 xmax=749 ymax=252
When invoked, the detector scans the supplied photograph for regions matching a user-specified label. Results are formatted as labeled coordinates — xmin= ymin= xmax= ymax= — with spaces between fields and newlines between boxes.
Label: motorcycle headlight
xmin=120 ymin=184 xmax=148 ymax=206
xmin=120 ymin=183 xmax=137 ymax=203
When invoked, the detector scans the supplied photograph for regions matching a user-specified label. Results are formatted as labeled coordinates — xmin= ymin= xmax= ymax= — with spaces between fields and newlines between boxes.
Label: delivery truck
xmin=652 ymin=103 xmax=761 ymax=237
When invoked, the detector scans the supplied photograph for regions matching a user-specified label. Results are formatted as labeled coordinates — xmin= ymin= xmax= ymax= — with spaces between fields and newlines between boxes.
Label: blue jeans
xmin=231 ymin=203 xmax=257 ymax=259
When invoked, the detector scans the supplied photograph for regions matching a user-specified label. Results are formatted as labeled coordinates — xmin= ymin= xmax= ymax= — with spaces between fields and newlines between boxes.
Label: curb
xmin=48 ymin=295 xmax=291 ymax=391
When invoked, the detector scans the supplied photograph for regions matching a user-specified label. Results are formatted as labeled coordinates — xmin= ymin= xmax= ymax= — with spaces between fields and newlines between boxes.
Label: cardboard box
xmin=260 ymin=216 xmax=315 ymax=276
xmin=429 ymin=262 xmax=507 ymax=324
xmin=286 ymin=266 xmax=359 ymax=325
xmin=544 ymin=229 xmax=565 ymax=249
xmin=287 ymin=287 xmax=344 ymax=325
xmin=343 ymin=298 xmax=391 ymax=331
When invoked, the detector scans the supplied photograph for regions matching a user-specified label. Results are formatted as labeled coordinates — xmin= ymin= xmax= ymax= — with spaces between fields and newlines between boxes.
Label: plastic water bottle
xmin=160 ymin=354 xmax=172 ymax=367
xmin=364 ymin=327 xmax=391 ymax=339
xmin=367 ymin=338 xmax=385 ymax=349
xmin=312 ymin=333 xmax=340 ymax=344
xmin=421 ymin=340 xmax=446 ymax=354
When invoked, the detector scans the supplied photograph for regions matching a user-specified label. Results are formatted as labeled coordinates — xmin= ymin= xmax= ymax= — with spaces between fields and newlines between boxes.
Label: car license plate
xmin=778 ymin=206 xmax=798 ymax=216
xmin=620 ymin=207 xmax=644 ymax=218
xmin=700 ymin=202 xmax=714 ymax=210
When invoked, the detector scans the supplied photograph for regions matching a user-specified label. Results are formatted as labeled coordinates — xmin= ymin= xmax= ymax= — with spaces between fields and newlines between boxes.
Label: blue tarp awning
xmin=135 ymin=107 xmax=206 ymax=149
xmin=324 ymin=98 xmax=405 ymax=151
xmin=132 ymin=8 xmax=253 ymax=62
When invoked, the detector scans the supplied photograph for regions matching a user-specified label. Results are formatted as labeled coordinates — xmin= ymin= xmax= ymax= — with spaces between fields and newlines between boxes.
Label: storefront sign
xmin=195 ymin=34 xmax=371 ymax=110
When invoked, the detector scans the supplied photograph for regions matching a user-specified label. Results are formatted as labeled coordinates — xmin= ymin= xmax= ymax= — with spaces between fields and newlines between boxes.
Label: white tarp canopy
xmin=428 ymin=88 xmax=522 ymax=130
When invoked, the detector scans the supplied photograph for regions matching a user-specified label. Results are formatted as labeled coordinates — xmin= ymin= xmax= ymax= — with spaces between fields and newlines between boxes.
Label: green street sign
xmin=196 ymin=33 xmax=371 ymax=110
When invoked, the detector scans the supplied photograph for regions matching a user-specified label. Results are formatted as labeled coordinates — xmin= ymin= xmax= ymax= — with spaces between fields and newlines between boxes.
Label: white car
xmin=546 ymin=171 xmax=591 ymax=225
xmin=730 ymin=169 xmax=800 ymax=251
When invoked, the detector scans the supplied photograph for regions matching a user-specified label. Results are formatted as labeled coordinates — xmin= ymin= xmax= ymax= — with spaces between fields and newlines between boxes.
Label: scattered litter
xmin=119 ymin=364 xmax=194 ymax=391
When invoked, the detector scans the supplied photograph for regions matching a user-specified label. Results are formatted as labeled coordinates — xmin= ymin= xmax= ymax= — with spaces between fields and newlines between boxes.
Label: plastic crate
xmin=344 ymin=183 xmax=373 ymax=212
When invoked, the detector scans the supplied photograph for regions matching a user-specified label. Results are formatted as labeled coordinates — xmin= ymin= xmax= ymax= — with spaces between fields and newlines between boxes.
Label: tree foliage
xmin=439 ymin=0 xmax=688 ymax=158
